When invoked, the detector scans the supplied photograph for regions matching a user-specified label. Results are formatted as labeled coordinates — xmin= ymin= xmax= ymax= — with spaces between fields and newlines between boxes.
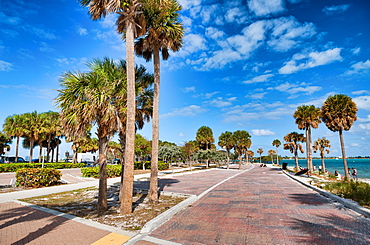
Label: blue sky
xmin=0 ymin=0 xmax=369 ymax=159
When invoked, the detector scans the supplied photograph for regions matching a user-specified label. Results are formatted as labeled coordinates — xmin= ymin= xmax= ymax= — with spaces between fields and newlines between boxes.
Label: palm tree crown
xmin=293 ymin=105 xmax=321 ymax=171
xmin=218 ymin=131 xmax=235 ymax=169
xmin=321 ymin=94 xmax=357 ymax=178
xmin=283 ymin=132 xmax=305 ymax=170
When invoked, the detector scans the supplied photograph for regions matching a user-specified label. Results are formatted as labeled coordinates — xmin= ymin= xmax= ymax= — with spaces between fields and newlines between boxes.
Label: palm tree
xmin=246 ymin=150 xmax=254 ymax=163
xmin=268 ymin=149 xmax=276 ymax=164
xmin=313 ymin=137 xmax=331 ymax=173
xmin=196 ymin=126 xmax=214 ymax=168
xmin=0 ymin=131 xmax=12 ymax=155
xmin=135 ymin=0 xmax=184 ymax=202
xmin=218 ymin=131 xmax=235 ymax=169
xmin=257 ymin=148 xmax=263 ymax=163
xmin=232 ymin=130 xmax=251 ymax=170
xmin=22 ymin=111 xmax=46 ymax=163
xmin=283 ymin=132 xmax=305 ymax=170
xmin=56 ymin=59 xmax=122 ymax=213
xmin=293 ymin=105 xmax=321 ymax=171
xmin=3 ymin=114 xmax=25 ymax=161
xmin=272 ymin=139 xmax=281 ymax=165
xmin=40 ymin=111 xmax=60 ymax=162
xmin=80 ymin=0 xmax=146 ymax=215
xmin=321 ymin=94 xmax=357 ymax=179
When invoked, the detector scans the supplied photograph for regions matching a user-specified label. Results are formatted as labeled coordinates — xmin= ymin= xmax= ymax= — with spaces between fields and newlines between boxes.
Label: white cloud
xmin=207 ymin=97 xmax=236 ymax=108
xmin=346 ymin=60 xmax=370 ymax=74
xmin=184 ymin=86 xmax=195 ymax=92
xmin=249 ymin=92 xmax=267 ymax=100
xmin=279 ymin=48 xmax=342 ymax=74
xmin=251 ymin=129 xmax=276 ymax=136
xmin=178 ymin=0 xmax=202 ymax=10
xmin=248 ymin=0 xmax=285 ymax=17
xmin=351 ymin=47 xmax=361 ymax=55
xmin=268 ymin=82 xmax=321 ymax=95
xmin=267 ymin=16 xmax=316 ymax=52
xmin=0 ymin=60 xmax=13 ymax=71
xmin=179 ymin=133 xmax=185 ymax=137
xmin=161 ymin=105 xmax=207 ymax=118
xmin=353 ymin=96 xmax=370 ymax=110
xmin=205 ymin=27 xmax=225 ymax=40
xmin=323 ymin=4 xmax=350 ymax=15
xmin=352 ymin=90 xmax=369 ymax=95
xmin=77 ymin=27 xmax=87 ymax=36
xmin=225 ymin=7 xmax=248 ymax=24
xmin=222 ymin=112 xmax=260 ymax=123
xmin=243 ymin=74 xmax=273 ymax=84
xmin=358 ymin=115 xmax=370 ymax=123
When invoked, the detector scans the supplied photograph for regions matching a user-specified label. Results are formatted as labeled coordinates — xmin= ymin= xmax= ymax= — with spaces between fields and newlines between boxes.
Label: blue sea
xmin=282 ymin=158 xmax=370 ymax=179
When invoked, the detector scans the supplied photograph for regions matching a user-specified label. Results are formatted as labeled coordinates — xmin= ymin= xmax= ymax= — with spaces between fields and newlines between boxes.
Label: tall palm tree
xmin=321 ymin=94 xmax=357 ymax=179
xmin=56 ymin=59 xmax=121 ymax=213
xmin=79 ymin=0 xmax=146 ymax=214
xmin=313 ymin=137 xmax=331 ymax=173
xmin=283 ymin=132 xmax=305 ymax=170
xmin=246 ymin=150 xmax=254 ymax=163
xmin=135 ymin=0 xmax=184 ymax=203
xmin=22 ymin=111 xmax=46 ymax=163
xmin=293 ymin=105 xmax=321 ymax=171
xmin=268 ymin=149 xmax=276 ymax=164
xmin=40 ymin=111 xmax=60 ymax=162
xmin=196 ymin=126 xmax=214 ymax=168
xmin=232 ymin=130 xmax=251 ymax=170
xmin=218 ymin=131 xmax=235 ymax=169
xmin=272 ymin=139 xmax=281 ymax=165
xmin=3 ymin=114 xmax=25 ymax=161
xmin=257 ymin=148 xmax=263 ymax=163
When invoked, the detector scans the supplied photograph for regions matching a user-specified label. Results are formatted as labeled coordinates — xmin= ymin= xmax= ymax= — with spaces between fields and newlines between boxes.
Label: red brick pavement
xmin=0 ymin=202 xmax=110 ymax=245
xmin=138 ymin=165 xmax=370 ymax=245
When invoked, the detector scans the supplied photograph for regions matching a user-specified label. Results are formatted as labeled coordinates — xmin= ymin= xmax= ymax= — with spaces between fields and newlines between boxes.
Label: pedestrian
xmin=335 ymin=170 xmax=341 ymax=180
xmin=352 ymin=167 xmax=358 ymax=180
xmin=318 ymin=165 xmax=322 ymax=173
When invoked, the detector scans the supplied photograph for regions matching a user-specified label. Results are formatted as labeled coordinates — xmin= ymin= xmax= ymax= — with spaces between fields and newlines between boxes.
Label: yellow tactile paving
xmin=91 ymin=232 xmax=131 ymax=245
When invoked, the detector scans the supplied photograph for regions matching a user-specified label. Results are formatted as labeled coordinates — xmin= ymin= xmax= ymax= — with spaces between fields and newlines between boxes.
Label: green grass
xmin=322 ymin=180 xmax=370 ymax=208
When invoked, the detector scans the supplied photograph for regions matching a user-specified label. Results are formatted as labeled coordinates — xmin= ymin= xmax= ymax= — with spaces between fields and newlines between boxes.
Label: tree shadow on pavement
xmin=288 ymin=193 xmax=331 ymax=206
xmin=287 ymin=213 xmax=370 ymax=244
xmin=0 ymin=204 xmax=68 ymax=245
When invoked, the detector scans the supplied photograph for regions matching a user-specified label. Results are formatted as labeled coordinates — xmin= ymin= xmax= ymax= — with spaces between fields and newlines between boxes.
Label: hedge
xmin=81 ymin=161 xmax=169 ymax=178
xmin=0 ymin=162 xmax=85 ymax=172
xmin=16 ymin=168 xmax=62 ymax=187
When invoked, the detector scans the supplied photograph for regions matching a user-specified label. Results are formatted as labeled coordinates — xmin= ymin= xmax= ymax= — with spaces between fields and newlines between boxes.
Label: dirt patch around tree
xmin=21 ymin=184 xmax=188 ymax=232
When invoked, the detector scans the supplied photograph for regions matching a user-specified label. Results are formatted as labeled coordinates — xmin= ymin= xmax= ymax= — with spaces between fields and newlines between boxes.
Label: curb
xmin=14 ymin=200 xmax=137 ymax=237
xmin=283 ymin=170 xmax=370 ymax=218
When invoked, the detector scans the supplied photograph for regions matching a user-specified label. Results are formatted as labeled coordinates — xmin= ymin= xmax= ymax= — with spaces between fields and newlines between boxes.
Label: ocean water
xmin=282 ymin=158 xmax=370 ymax=179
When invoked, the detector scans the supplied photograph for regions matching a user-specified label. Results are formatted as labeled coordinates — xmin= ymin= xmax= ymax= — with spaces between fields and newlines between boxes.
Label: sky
xmin=0 ymin=0 xmax=369 ymax=160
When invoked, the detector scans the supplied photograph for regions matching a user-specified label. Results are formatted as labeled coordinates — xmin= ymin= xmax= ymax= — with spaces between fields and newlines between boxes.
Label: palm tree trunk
xmin=15 ymin=137 xmax=19 ymax=162
xmin=238 ymin=155 xmax=242 ymax=170
xmin=294 ymin=147 xmax=299 ymax=170
xmin=305 ymin=127 xmax=313 ymax=171
xmin=339 ymin=130 xmax=349 ymax=179
xmin=226 ymin=149 xmax=230 ymax=169
xmin=56 ymin=138 xmax=60 ymax=163
xmin=149 ymin=46 xmax=160 ymax=203
xmin=97 ymin=135 xmax=109 ymax=213
xmin=47 ymin=135 xmax=52 ymax=162
xmin=259 ymin=154 xmax=262 ymax=163
xmin=120 ymin=21 xmax=136 ymax=214
xmin=29 ymin=139 xmax=34 ymax=163
xmin=276 ymin=147 xmax=279 ymax=165
xmin=321 ymin=154 xmax=326 ymax=173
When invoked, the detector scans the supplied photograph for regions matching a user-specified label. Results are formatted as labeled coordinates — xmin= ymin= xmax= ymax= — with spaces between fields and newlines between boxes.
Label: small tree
xmin=268 ymin=149 xmax=276 ymax=164
xmin=313 ymin=137 xmax=330 ymax=173
xmin=257 ymin=148 xmax=263 ymax=163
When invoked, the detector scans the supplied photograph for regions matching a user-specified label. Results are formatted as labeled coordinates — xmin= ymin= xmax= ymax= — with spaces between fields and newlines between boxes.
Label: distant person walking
xmin=352 ymin=167 xmax=358 ymax=180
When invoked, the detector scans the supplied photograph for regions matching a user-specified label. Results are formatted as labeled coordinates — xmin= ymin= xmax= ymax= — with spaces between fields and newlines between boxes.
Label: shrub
xmin=0 ymin=162 xmax=85 ymax=172
xmin=16 ymin=168 xmax=62 ymax=187
xmin=323 ymin=180 xmax=370 ymax=208
xmin=81 ymin=161 xmax=169 ymax=178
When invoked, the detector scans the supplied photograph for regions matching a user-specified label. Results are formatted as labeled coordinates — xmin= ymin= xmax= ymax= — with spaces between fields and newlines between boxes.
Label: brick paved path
xmin=135 ymin=165 xmax=370 ymax=245
xmin=0 ymin=202 xmax=110 ymax=245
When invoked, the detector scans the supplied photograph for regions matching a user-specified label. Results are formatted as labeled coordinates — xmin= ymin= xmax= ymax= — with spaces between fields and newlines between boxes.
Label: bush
xmin=81 ymin=161 xmax=169 ymax=178
xmin=0 ymin=162 xmax=85 ymax=172
xmin=16 ymin=168 xmax=62 ymax=187
xmin=323 ymin=180 xmax=370 ymax=208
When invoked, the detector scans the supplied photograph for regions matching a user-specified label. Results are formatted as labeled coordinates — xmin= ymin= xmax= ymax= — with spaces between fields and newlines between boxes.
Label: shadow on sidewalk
xmin=287 ymin=213 xmax=370 ymax=244
xmin=288 ymin=193 xmax=330 ymax=206
xmin=0 ymin=204 xmax=68 ymax=245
